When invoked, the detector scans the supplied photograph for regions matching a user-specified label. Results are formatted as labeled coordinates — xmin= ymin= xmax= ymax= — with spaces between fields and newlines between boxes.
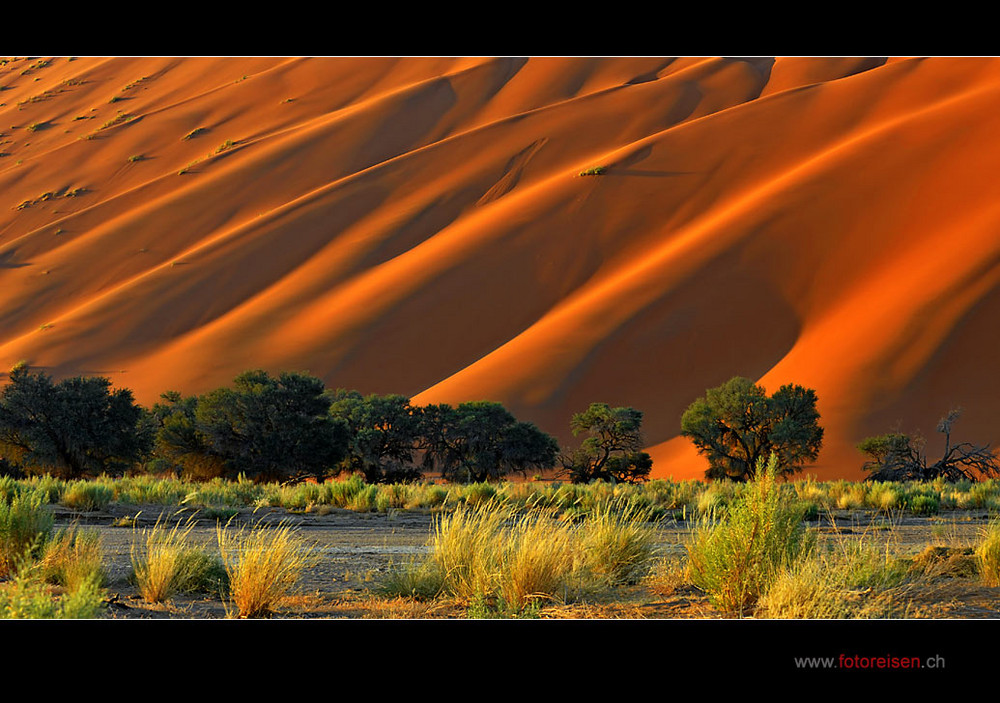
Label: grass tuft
xmin=216 ymin=518 xmax=316 ymax=618
xmin=40 ymin=526 xmax=106 ymax=591
xmin=975 ymin=519 xmax=1000 ymax=586
xmin=130 ymin=515 xmax=207 ymax=603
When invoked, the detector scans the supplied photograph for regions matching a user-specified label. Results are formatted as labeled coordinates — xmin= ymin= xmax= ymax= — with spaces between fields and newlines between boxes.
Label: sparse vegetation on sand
xmin=380 ymin=496 xmax=659 ymax=616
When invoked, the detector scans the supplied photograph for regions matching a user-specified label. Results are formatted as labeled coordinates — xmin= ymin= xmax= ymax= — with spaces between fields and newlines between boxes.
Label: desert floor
xmin=54 ymin=504 xmax=1000 ymax=620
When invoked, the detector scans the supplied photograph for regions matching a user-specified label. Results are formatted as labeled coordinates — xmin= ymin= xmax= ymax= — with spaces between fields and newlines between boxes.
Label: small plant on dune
xmin=216 ymin=518 xmax=317 ymax=618
xmin=39 ymin=526 xmax=106 ymax=591
xmin=975 ymin=519 xmax=1000 ymax=587
xmin=182 ymin=127 xmax=208 ymax=141
xmin=686 ymin=454 xmax=814 ymax=615
xmin=579 ymin=166 xmax=607 ymax=176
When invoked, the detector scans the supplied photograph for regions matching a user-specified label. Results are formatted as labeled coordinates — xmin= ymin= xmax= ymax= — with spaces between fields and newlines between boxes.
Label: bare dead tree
xmin=859 ymin=408 xmax=1000 ymax=482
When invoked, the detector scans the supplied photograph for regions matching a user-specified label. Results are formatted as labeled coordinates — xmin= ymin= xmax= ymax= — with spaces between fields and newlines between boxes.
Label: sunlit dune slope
xmin=3 ymin=56 xmax=1000 ymax=481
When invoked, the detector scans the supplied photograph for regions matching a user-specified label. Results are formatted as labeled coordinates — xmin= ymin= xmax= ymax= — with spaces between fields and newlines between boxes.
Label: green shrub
xmin=0 ymin=571 xmax=103 ymax=619
xmin=909 ymin=495 xmax=940 ymax=516
xmin=686 ymin=455 xmax=814 ymax=615
xmin=0 ymin=493 xmax=54 ymax=577
xmin=462 ymin=482 xmax=497 ymax=506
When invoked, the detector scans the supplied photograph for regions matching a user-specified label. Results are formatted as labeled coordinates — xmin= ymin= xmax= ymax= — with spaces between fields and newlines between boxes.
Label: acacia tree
xmin=326 ymin=389 xmax=424 ymax=483
xmin=191 ymin=370 xmax=349 ymax=482
xmin=0 ymin=364 xmax=152 ymax=478
xmin=561 ymin=403 xmax=653 ymax=483
xmin=680 ymin=376 xmax=823 ymax=481
xmin=149 ymin=390 xmax=226 ymax=480
xmin=859 ymin=409 xmax=1000 ymax=482
xmin=419 ymin=401 xmax=559 ymax=483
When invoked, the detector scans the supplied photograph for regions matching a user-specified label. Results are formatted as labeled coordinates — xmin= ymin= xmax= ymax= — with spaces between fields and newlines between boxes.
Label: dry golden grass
xmin=216 ymin=519 xmax=317 ymax=618
xmin=578 ymin=499 xmax=660 ymax=586
xmin=497 ymin=512 xmax=576 ymax=611
xmin=975 ymin=519 xmax=1000 ymax=586
xmin=130 ymin=515 xmax=198 ymax=603
xmin=40 ymin=526 xmax=105 ymax=592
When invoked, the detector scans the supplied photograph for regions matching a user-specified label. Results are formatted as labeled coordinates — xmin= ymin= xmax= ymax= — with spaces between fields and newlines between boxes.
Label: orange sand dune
xmin=2 ymin=56 xmax=1000 ymax=481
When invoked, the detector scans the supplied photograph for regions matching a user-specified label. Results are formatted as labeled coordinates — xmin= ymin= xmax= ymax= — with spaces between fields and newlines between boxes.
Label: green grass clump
xmin=685 ymin=455 xmax=814 ymax=615
xmin=908 ymin=494 xmax=940 ymax=516
xmin=61 ymin=481 xmax=114 ymax=511
xmin=579 ymin=166 xmax=607 ymax=176
xmin=0 ymin=571 xmax=103 ymax=619
xmin=378 ymin=558 xmax=445 ymax=600
xmin=0 ymin=493 xmax=55 ymax=578
xmin=112 ymin=475 xmax=189 ymax=505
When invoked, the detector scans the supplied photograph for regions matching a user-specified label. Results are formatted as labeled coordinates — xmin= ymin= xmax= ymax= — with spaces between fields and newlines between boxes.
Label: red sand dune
xmin=3 ymin=56 xmax=1000 ymax=481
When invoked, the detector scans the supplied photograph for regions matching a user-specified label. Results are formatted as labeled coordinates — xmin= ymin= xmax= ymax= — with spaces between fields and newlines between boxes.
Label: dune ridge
xmin=2 ymin=56 xmax=999 ymax=480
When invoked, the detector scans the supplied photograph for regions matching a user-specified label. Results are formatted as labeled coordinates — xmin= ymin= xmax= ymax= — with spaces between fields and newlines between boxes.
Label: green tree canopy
xmin=149 ymin=390 xmax=226 ymax=480
xmin=561 ymin=403 xmax=653 ymax=483
xmin=420 ymin=401 xmax=559 ymax=482
xmin=190 ymin=370 xmax=348 ymax=482
xmin=0 ymin=364 xmax=152 ymax=478
xmin=680 ymin=376 xmax=823 ymax=481
xmin=326 ymin=389 xmax=424 ymax=483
